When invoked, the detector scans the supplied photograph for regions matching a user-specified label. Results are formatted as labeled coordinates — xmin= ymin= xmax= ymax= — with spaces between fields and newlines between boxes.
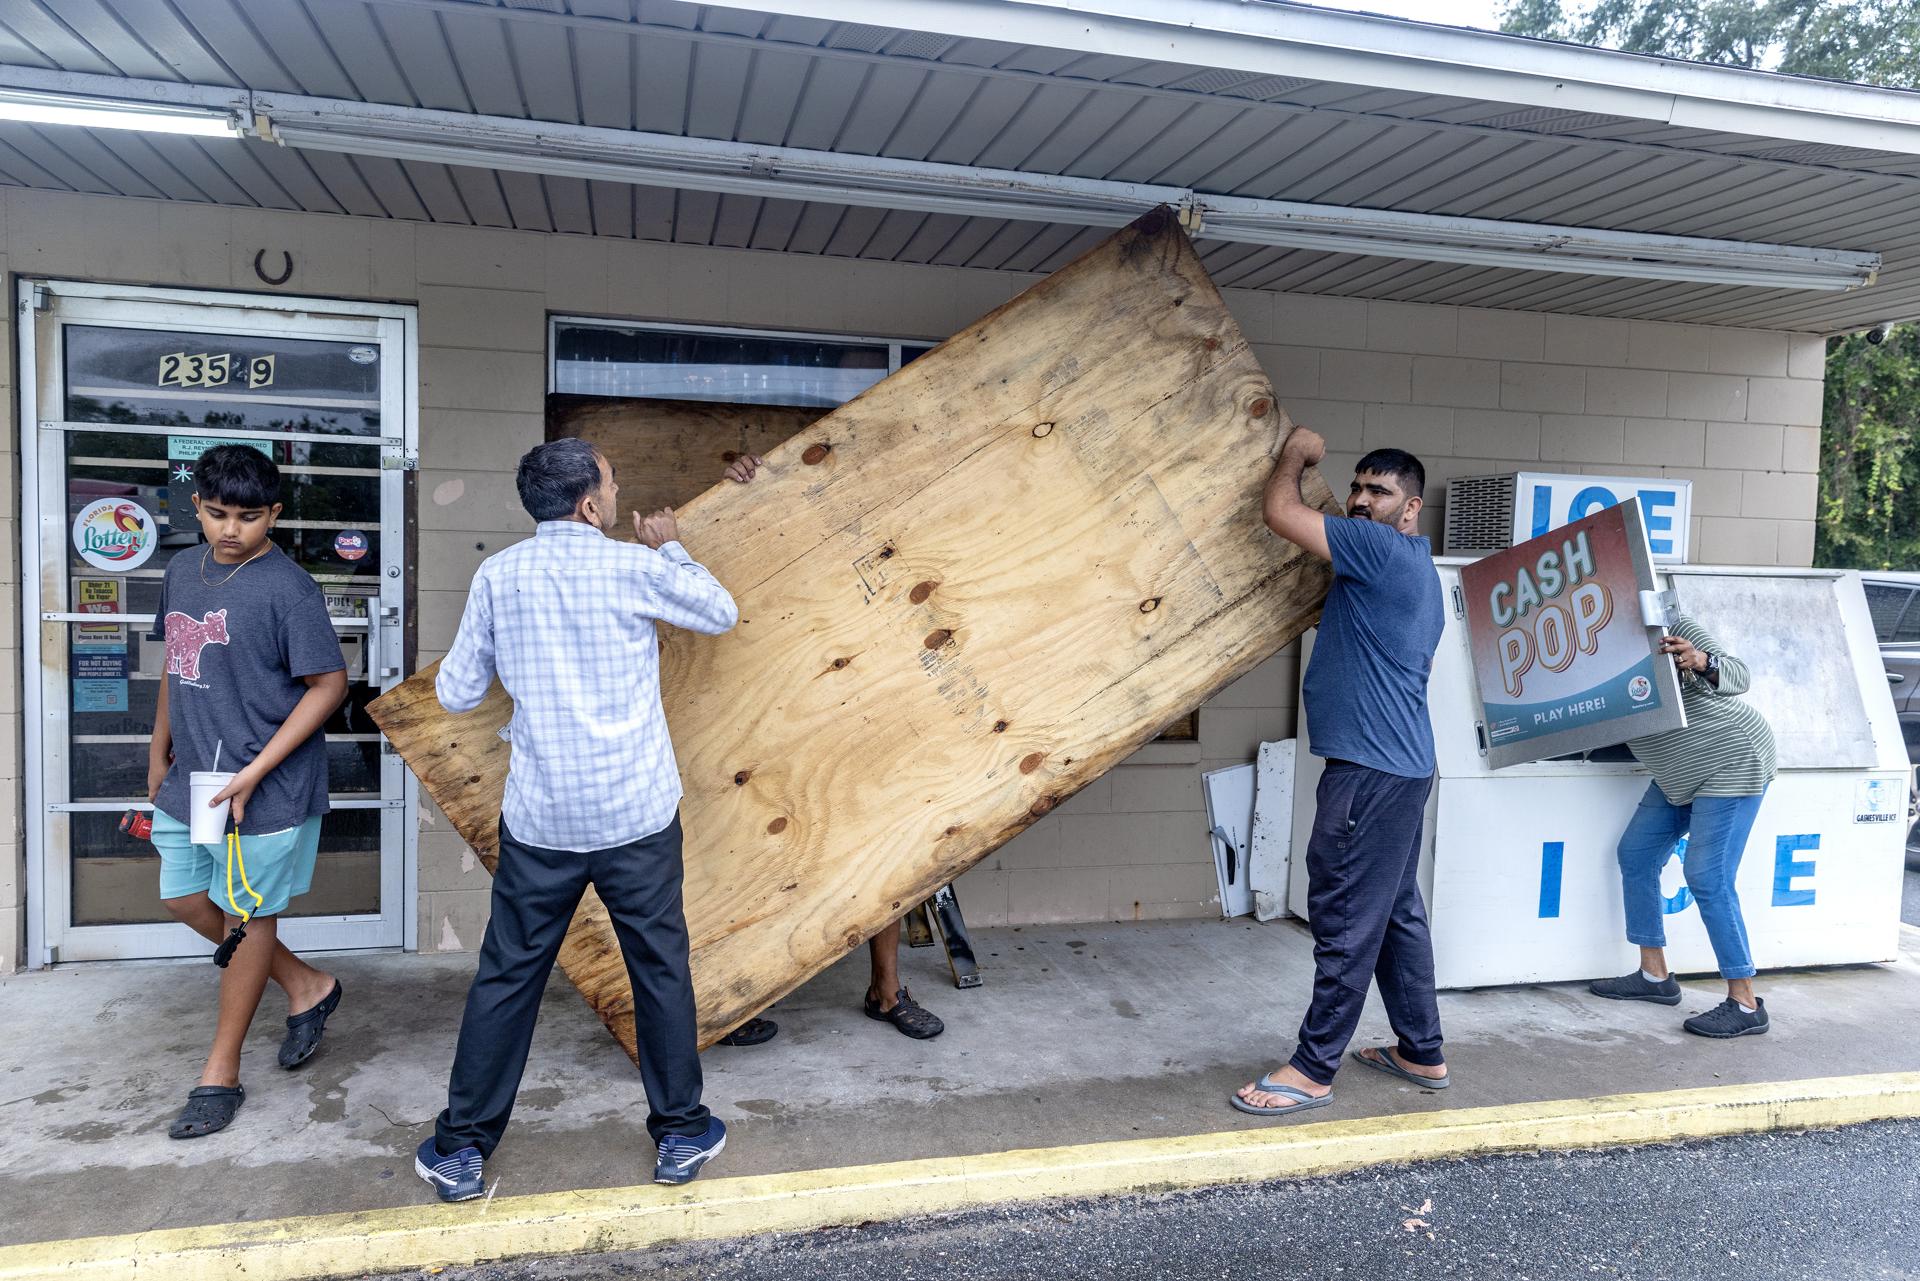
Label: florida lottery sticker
xmin=334 ymin=529 xmax=370 ymax=563
xmin=72 ymin=498 xmax=157 ymax=572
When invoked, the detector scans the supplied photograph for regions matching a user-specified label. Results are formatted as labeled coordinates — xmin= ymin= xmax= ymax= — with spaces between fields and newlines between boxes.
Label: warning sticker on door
xmin=73 ymin=647 xmax=128 ymax=680
xmin=334 ymin=530 xmax=370 ymax=562
xmin=74 ymin=578 xmax=127 ymax=649
xmin=73 ymin=678 xmax=128 ymax=713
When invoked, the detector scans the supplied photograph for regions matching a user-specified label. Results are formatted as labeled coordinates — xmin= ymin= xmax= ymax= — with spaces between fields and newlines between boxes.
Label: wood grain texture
xmin=372 ymin=209 xmax=1338 ymax=1057
xmin=547 ymin=395 xmax=824 ymax=520
xmin=550 ymin=393 xmax=1206 ymax=744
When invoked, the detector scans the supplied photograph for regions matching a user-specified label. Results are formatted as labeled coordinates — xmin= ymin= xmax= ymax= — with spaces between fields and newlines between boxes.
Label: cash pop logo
xmin=72 ymin=498 xmax=157 ymax=572
xmin=1486 ymin=529 xmax=1614 ymax=698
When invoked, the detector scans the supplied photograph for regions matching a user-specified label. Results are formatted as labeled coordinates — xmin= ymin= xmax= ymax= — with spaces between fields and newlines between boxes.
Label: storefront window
xmin=550 ymin=320 xmax=922 ymax=408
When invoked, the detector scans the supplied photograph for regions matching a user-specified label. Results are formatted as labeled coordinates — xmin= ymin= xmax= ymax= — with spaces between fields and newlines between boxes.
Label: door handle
xmin=1209 ymin=825 xmax=1238 ymax=885
xmin=372 ymin=605 xmax=401 ymax=683
xmin=1890 ymin=672 xmax=1907 ymax=684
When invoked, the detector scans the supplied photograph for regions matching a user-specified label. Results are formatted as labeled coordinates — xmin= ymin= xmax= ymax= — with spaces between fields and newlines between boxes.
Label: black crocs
xmin=864 ymin=987 xmax=945 ymax=1040
xmin=279 ymin=980 xmax=343 ymax=1069
xmin=169 ymin=1084 xmax=244 ymax=1139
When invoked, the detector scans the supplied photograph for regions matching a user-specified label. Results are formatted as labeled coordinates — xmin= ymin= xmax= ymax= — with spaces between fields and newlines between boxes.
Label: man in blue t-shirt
xmin=1233 ymin=427 xmax=1449 ymax=1119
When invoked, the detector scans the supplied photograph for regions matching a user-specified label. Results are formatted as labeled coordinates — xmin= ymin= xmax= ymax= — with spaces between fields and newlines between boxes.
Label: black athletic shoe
xmin=1684 ymin=997 xmax=1769 ymax=1039
xmin=1588 ymin=971 xmax=1683 ymax=1005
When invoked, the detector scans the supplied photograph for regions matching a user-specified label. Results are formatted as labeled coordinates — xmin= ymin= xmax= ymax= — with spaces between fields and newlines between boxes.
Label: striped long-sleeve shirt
xmin=1626 ymin=614 xmax=1776 ymax=805
xmin=436 ymin=520 xmax=739 ymax=852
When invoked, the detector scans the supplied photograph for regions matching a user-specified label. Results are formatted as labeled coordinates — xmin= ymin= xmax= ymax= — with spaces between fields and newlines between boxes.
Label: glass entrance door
xmin=22 ymin=283 xmax=416 ymax=964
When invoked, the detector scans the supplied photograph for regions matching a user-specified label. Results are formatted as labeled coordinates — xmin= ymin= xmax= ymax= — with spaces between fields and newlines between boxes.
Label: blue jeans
xmin=1616 ymin=782 xmax=1766 ymax=981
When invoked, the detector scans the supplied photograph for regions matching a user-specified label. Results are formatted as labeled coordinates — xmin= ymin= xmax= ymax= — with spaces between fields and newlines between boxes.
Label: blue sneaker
xmin=654 ymin=1117 xmax=726 ymax=1185
xmin=415 ymin=1135 xmax=485 ymax=1203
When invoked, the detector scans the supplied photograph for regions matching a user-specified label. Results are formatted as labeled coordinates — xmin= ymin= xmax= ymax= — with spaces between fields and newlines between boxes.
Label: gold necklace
xmin=199 ymin=542 xmax=272 ymax=587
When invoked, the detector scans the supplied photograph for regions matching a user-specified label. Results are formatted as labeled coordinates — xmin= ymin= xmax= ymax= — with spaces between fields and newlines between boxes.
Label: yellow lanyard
xmin=224 ymin=828 xmax=263 ymax=924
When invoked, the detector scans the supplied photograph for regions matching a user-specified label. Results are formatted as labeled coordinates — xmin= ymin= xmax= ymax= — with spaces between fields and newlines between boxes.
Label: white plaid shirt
xmin=436 ymin=520 xmax=739 ymax=852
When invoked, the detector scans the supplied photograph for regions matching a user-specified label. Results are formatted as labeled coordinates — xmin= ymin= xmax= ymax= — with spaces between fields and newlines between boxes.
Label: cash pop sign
xmin=1461 ymin=499 xmax=1684 ymax=768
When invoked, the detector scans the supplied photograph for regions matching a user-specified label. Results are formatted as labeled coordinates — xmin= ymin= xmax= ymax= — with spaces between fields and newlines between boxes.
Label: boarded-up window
xmin=546 ymin=319 xmax=1201 ymax=741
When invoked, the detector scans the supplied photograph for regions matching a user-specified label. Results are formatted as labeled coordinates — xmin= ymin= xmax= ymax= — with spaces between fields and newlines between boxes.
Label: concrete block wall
xmin=0 ymin=189 xmax=1828 ymax=965
xmin=1260 ymin=296 xmax=1829 ymax=563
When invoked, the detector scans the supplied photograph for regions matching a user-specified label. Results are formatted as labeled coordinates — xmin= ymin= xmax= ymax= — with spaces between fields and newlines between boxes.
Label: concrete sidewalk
xmin=5 ymin=917 xmax=1919 ymax=1252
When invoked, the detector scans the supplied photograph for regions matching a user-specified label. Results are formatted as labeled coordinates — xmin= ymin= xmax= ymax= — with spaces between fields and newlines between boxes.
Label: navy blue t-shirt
xmin=1302 ymin=514 xmax=1444 ymax=779
xmin=148 ymin=546 xmax=345 ymax=835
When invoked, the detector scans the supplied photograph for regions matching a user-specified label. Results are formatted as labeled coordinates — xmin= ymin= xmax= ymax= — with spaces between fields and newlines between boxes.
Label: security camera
xmin=1868 ymin=323 xmax=1894 ymax=344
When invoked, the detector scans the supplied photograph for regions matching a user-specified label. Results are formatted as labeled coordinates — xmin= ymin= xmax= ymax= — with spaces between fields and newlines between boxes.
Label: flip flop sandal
xmin=864 ymin=987 xmax=945 ymax=1039
xmin=718 ymin=1017 xmax=779 ymax=1047
xmin=168 ymin=1084 xmax=245 ymax=1139
xmin=279 ymin=980 xmax=343 ymax=1070
xmin=1229 ymin=1074 xmax=1334 ymax=1118
xmin=1351 ymin=1045 xmax=1450 ymax=1089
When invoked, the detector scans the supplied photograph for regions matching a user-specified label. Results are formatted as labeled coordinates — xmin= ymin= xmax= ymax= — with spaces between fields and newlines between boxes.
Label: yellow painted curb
xmin=5 ymin=1071 xmax=1918 ymax=1281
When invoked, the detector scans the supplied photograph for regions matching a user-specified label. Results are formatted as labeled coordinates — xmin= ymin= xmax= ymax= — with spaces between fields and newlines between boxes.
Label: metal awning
xmin=3 ymin=0 xmax=1920 ymax=332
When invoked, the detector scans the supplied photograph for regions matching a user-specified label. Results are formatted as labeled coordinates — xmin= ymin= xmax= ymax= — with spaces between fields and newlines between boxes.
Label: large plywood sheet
xmin=552 ymin=393 xmax=1208 ymax=745
xmin=546 ymin=394 xmax=824 ymax=518
xmin=372 ymin=209 xmax=1337 ymax=1055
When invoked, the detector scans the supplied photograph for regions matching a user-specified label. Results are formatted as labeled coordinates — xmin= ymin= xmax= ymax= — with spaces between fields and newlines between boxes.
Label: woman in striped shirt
xmin=1588 ymin=614 xmax=1778 ymax=1038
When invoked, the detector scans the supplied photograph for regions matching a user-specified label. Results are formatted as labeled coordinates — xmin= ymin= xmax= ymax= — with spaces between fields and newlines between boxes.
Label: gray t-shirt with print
xmin=149 ymin=546 xmax=345 ymax=836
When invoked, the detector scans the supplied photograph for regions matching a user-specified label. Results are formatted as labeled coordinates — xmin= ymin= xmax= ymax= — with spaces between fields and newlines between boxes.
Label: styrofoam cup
xmin=189 ymin=770 xmax=236 ymax=844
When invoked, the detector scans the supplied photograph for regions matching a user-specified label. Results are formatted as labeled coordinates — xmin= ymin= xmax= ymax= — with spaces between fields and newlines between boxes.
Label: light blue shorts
xmin=153 ymin=811 xmax=324 ymax=918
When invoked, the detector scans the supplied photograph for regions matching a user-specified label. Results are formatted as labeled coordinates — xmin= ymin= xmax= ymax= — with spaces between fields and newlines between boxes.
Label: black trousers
xmin=436 ymin=814 xmax=710 ymax=1157
xmin=1289 ymin=761 xmax=1444 ymax=1086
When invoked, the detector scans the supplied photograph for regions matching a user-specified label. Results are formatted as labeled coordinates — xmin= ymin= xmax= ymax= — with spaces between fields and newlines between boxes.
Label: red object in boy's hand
xmin=119 ymin=808 xmax=153 ymax=840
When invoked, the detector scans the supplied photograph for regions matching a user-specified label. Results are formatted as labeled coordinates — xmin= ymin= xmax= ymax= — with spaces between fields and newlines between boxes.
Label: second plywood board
xmin=372 ymin=208 xmax=1338 ymax=1055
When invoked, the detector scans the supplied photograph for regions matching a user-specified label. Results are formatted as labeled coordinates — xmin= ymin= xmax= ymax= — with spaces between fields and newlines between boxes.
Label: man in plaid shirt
xmin=416 ymin=438 xmax=736 ymax=1203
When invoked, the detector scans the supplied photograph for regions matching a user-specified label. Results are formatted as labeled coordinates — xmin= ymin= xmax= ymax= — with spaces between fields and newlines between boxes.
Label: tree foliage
xmin=1819 ymin=329 xmax=1920 ymax=570
xmin=1498 ymin=0 xmax=1919 ymax=84
xmin=1498 ymin=0 xmax=1920 ymax=567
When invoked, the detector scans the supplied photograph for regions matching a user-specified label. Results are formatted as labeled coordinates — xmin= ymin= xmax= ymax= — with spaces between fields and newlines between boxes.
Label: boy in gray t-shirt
xmin=145 ymin=446 xmax=349 ymax=1140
